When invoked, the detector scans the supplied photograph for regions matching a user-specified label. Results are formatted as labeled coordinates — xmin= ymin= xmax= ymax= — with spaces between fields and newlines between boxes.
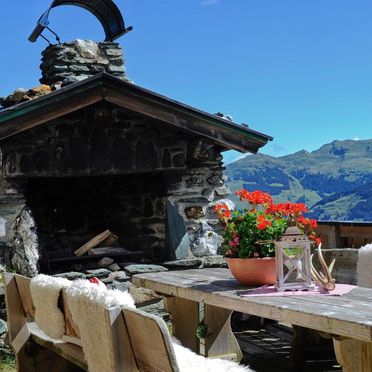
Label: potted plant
xmin=214 ymin=189 xmax=320 ymax=286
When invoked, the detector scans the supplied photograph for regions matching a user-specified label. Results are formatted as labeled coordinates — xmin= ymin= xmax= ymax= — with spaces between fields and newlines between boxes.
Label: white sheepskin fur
xmin=65 ymin=279 xmax=135 ymax=372
xmin=173 ymin=343 xmax=254 ymax=372
xmin=30 ymin=274 xmax=72 ymax=339
xmin=357 ymin=244 xmax=372 ymax=287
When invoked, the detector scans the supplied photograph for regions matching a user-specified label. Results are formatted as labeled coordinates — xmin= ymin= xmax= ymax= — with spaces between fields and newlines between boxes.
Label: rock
xmin=74 ymin=39 xmax=100 ymax=59
xmin=163 ymin=258 xmax=202 ymax=269
xmin=85 ymin=268 xmax=112 ymax=279
xmin=201 ymin=255 xmax=227 ymax=268
xmin=191 ymin=221 xmax=223 ymax=257
xmin=0 ymin=319 xmax=7 ymax=337
xmin=54 ymin=272 xmax=86 ymax=281
xmin=97 ymin=257 xmax=114 ymax=268
xmin=110 ymin=280 xmax=132 ymax=292
xmin=0 ymin=284 xmax=4 ymax=309
xmin=101 ymin=276 xmax=114 ymax=284
xmin=207 ymin=175 xmax=223 ymax=186
xmin=184 ymin=206 xmax=205 ymax=219
xmin=24 ymin=85 xmax=51 ymax=99
xmin=69 ymin=263 xmax=83 ymax=272
xmin=140 ymin=300 xmax=169 ymax=321
xmin=215 ymin=186 xmax=231 ymax=196
xmin=4 ymin=88 xmax=27 ymax=106
xmin=108 ymin=271 xmax=129 ymax=282
xmin=107 ymin=263 xmax=121 ymax=272
xmin=9 ymin=208 xmax=40 ymax=277
xmin=105 ymin=48 xmax=123 ymax=57
xmin=129 ymin=286 xmax=162 ymax=307
xmin=186 ymin=176 xmax=204 ymax=188
xmin=61 ymin=75 xmax=89 ymax=86
xmin=124 ymin=264 xmax=168 ymax=276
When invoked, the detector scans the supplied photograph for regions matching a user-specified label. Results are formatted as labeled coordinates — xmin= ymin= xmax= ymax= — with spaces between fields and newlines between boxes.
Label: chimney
xmin=40 ymin=39 xmax=127 ymax=87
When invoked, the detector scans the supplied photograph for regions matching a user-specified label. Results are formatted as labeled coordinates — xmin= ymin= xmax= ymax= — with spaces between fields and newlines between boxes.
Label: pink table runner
xmin=240 ymin=283 xmax=356 ymax=297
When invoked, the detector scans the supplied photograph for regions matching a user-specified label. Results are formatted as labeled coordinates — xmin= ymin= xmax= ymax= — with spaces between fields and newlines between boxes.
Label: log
xmin=98 ymin=233 xmax=118 ymax=248
xmin=74 ymin=230 xmax=112 ymax=257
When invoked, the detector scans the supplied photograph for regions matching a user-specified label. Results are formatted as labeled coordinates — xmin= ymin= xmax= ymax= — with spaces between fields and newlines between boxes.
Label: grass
xmin=0 ymin=361 xmax=16 ymax=372
xmin=0 ymin=347 xmax=15 ymax=372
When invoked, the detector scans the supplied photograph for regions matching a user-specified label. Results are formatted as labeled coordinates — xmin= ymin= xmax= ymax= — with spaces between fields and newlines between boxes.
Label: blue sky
xmin=1 ymin=0 xmax=372 ymax=164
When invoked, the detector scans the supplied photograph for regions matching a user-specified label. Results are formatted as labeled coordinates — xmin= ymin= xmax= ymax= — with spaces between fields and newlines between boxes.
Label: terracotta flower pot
xmin=225 ymin=257 xmax=277 ymax=286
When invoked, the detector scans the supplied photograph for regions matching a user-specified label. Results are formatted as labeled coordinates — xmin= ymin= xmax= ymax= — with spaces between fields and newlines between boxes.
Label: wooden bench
xmin=3 ymin=273 xmax=87 ymax=371
xmin=3 ymin=273 xmax=251 ymax=372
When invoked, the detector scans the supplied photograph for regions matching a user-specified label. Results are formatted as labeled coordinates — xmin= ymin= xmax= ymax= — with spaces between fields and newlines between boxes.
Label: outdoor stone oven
xmin=0 ymin=40 xmax=271 ymax=275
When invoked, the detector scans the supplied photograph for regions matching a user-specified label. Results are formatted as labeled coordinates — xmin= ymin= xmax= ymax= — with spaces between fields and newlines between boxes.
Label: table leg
xmin=203 ymin=304 xmax=243 ymax=362
xmin=164 ymin=296 xmax=200 ymax=353
xmin=333 ymin=337 xmax=372 ymax=372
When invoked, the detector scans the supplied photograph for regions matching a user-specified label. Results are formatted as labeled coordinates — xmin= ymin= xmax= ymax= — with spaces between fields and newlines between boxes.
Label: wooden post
xmin=203 ymin=304 xmax=242 ymax=362
xmin=164 ymin=296 xmax=200 ymax=353
xmin=333 ymin=337 xmax=372 ymax=372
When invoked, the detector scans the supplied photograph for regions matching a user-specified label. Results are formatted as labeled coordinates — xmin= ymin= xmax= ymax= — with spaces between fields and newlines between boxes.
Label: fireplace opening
xmin=22 ymin=173 xmax=168 ymax=271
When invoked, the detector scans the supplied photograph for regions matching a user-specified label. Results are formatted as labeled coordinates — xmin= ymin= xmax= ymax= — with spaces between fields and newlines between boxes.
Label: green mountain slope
xmin=225 ymin=139 xmax=372 ymax=221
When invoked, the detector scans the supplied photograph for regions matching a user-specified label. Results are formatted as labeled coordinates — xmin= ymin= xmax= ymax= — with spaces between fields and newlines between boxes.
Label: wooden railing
xmin=316 ymin=221 xmax=372 ymax=249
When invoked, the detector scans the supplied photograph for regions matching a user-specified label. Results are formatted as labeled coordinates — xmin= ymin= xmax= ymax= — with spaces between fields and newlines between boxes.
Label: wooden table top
xmin=132 ymin=268 xmax=372 ymax=343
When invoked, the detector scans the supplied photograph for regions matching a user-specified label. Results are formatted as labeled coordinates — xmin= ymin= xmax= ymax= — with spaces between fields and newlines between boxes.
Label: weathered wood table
xmin=132 ymin=268 xmax=372 ymax=372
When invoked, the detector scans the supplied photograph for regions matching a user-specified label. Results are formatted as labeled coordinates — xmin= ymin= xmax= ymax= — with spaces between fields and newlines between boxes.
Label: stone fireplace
xmin=0 ymin=40 xmax=271 ymax=275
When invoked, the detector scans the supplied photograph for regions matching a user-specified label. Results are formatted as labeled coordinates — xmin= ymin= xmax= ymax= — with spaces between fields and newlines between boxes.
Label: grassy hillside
xmin=225 ymin=139 xmax=372 ymax=221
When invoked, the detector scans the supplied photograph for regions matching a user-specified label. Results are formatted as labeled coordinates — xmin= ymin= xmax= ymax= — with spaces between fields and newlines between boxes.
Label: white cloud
xmin=222 ymin=150 xmax=250 ymax=165
xmin=353 ymin=136 xmax=360 ymax=141
xmin=201 ymin=0 xmax=219 ymax=6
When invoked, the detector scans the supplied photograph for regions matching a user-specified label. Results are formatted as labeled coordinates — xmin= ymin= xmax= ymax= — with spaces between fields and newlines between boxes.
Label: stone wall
xmin=0 ymin=165 xmax=26 ymax=267
xmin=1 ymin=105 xmax=187 ymax=178
xmin=165 ymin=147 xmax=233 ymax=260
xmin=40 ymin=40 xmax=127 ymax=87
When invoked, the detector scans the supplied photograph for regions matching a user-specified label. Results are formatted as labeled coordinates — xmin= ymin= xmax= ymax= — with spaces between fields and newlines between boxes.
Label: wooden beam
xmin=0 ymin=84 xmax=102 ymax=141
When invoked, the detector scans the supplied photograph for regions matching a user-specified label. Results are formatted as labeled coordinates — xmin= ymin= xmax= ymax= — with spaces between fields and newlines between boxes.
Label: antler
xmin=311 ymin=243 xmax=336 ymax=291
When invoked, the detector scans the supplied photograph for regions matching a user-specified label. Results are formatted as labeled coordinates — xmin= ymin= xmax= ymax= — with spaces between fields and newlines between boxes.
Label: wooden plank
xmin=61 ymin=289 xmax=80 ymax=339
xmin=29 ymin=322 xmax=87 ymax=371
xmin=132 ymin=269 xmax=372 ymax=342
xmin=74 ymin=230 xmax=112 ymax=256
xmin=122 ymin=307 xmax=178 ymax=372
xmin=88 ymin=247 xmax=136 ymax=256
xmin=15 ymin=275 xmax=35 ymax=320
xmin=105 ymin=307 xmax=138 ymax=372
xmin=164 ymin=296 xmax=200 ymax=353
xmin=203 ymin=304 xmax=242 ymax=361
xmin=2 ymin=273 xmax=28 ymax=344
xmin=333 ymin=337 xmax=372 ymax=372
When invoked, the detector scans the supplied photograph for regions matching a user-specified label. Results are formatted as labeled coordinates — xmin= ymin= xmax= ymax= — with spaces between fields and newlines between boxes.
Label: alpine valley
xmin=225 ymin=139 xmax=372 ymax=221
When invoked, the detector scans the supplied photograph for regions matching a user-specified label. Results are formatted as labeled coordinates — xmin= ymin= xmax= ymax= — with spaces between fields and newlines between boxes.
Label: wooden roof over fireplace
xmin=0 ymin=73 xmax=272 ymax=153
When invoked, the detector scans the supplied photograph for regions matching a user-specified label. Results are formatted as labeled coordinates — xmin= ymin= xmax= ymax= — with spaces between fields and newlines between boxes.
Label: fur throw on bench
xmin=66 ymin=279 xmax=135 ymax=372
xmin=357 ymin=244 xmax=372 ymax=287
xmin=30 ymin=274 xmax=72 ymax=339
xmin=173 ymin=341 xmax=253 ymax=371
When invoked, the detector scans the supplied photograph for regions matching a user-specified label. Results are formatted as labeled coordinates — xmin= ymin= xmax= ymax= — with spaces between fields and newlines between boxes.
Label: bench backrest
xmin=122 ymin=307 xmax=180 ymax=372
xmin=2 ymin=273 xmax=35 ymax=346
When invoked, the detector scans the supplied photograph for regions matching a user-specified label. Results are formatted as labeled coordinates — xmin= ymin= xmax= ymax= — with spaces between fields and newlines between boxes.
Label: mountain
xmin=225 ymin=139 xmax=372 ymax=221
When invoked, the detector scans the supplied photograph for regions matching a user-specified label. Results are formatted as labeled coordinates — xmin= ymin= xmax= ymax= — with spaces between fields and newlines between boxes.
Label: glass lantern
xmin=275 ymin=226 xmax=315 ymax=292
